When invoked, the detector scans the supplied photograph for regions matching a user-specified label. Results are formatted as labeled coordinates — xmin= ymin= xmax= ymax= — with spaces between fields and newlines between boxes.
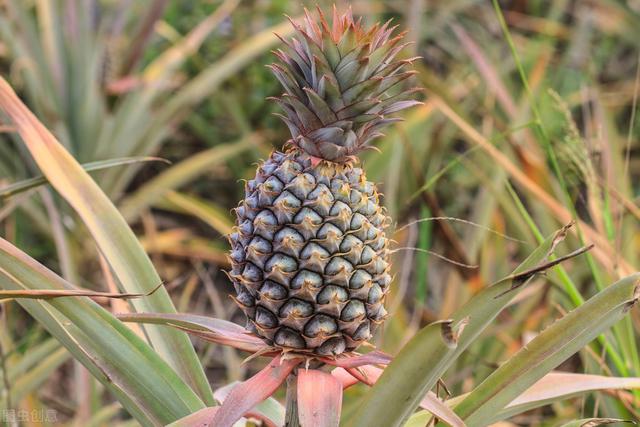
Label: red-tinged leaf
xmin=332 ymin=366 xmax=359 ymax=388
xmin=418 ymin=393 xmax=466 ymax=427
xmin=321 ymin=350 xmax=392 ymax=368
xmin=333 ymin=365 xmax=383 ymax=388
xmin=167 ymin=406 xmax=278 ymax=427
xmin=177 ymin=328 xmax=272 ymax=354
xmin=214 ymin=382 xmax=285 ymax=426
xmin=333 ymin=366 xmax=466 ymax=427
xmin=116 ymin=312 xmax=266 ymax=353
xmin=298 ymin=369 xmax=343 ymax=427
xmin=450 ymin=23 xmax=517 ymax=117
xmin=211 ymin=356 xmax=301 ymax=427
xmin=508 ymin=371 xmax=640 ymax=409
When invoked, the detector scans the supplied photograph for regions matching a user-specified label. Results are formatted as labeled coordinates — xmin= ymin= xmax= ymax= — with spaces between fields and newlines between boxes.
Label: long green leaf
xmin=350 ymin=223 xmax=576 ymax=427
xmin=409 ymin=371 xmax=640 ymax=426
xmin=119 ymin=137 xmax=254 ymax=222
xmin=0 ymin=76 xmax=214 ymax=404
xmin=451 ymin=273 xmax=640 ymax=426
xmin=0 ymin=281 xmax=155 ymax=424
xmin=0 ymin=237 xmax=205 ymax=425
xmin=161 ymin=191 xmax=235 ymax=236
xmin=0 ymin=156 xmax=168 ymax=199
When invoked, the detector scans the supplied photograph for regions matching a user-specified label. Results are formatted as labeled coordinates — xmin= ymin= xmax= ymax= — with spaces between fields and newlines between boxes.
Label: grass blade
xmin=333 ymin=366 xmax=465 ymax=427
xmin=0 ymin=237 xmax=205 ymax=425
xmin=161 ymin=191 xmax=234 ymax=236
xmin=0 ymin=156 xmax=168 ymax=199
xmin=349 ymin=223 xmax=578 ymax=427
xmin=452 ymin=273 xmax=640 ymax=426
xmin=119 ymin=137 xmax=254 ymax=222
xmin=497 ymin=372 xmax=640 ymax=420
xmin=0 ymin=77 xmax=214 ymax=404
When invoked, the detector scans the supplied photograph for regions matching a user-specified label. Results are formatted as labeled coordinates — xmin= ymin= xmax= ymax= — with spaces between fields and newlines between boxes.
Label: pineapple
xmin=228 ymin=7 xmax=420 ymax=356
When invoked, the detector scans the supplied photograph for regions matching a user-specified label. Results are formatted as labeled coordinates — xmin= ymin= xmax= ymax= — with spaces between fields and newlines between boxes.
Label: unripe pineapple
xmin=228 ymin=7 xmax=420 ymax=356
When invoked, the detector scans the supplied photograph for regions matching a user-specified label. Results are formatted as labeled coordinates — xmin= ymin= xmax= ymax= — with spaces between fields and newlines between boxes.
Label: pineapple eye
xmin=274 ymin=328 xmax=305 ymax=349
xmin=329 ymin=200 xmax=353 ymax=231
xmin=265 ymin=253 xmax=298 ymax=274
xmin=247 ymin=236 xmax=272 ymax=258
xmin=255 ymin=306 xmax=278 ymax=329
xmin=279 ymin=299 xmax=314 ymax=319
xmin=272 ymin=191 xmax=302 ymax=223
xmin=274 ymin=159 xmax=302 ymax=182
xmin=241 ymin=262 xmax=262 ymax=283
xmin=339 ymin=235 xmax=364 ymax=264
xmin=238 ymin=219 xmax=253 ymax=235
xmin=325 ymin=256 xmax=353 ymax=276
xmin=359 ymin=246 xmax=375 ymax=265
xmin=299 ymin=243 xmax=330 ymax=272
xmin=352 ymin=321 xmax=371 ymax=341
xmin=262 ymin=176 xmax=283 ymax=193
xmin=273 ymin=227 xmax=305 ymax=256
xmin=291 ymin=270 xmax=323 ymax=290
xmin=349 ymin=269 xmax=372 ymax=290
xmin=229 ymin=247 xmax=245 ymax=264
xmin=304 ymin=314 xmax=338 ymax=338
xmin=317 ymin=222 xmax=343 ymax=240
xmin=367 ymin=283 xmax=384 ymax=304
xmin=285 ymin=172 xmax=316 ymax=199
xmin=317 ymin=285 xmax=348 ymax=305
xmin=253 ymin=210 xmax=278 ymax=240
xmin=293 ymin=207 xmax=323 ymax=225
xmin=341 ymin=300 xmax=366 ymax=322
xmin=259 ymin=281 xmax=288 ymax=301
xmin=377 ymin=273 xmax=392 ymax=289
xmin=317 ymin=337 xmax=346 ymax=356
xmin=368 ymin=304 xmax=388 ymax=322
xmin=235 ymin=290 xmax=255 ymax=308
xmin=316 ymin=223 xmax=343 ymax=253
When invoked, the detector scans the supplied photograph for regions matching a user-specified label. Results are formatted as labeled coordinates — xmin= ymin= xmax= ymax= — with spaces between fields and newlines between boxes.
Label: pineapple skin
xmin=229 ymin=149 xmax=390 ymax=356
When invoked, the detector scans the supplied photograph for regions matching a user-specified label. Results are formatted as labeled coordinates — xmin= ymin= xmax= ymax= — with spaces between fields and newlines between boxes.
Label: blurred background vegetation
xmin=0 ymin=0 xmax=639 ymax=425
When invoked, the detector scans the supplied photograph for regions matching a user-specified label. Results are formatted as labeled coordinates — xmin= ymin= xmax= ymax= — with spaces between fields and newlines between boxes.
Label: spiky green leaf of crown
xmin=269 ymin=6 xmax=421 ymax=162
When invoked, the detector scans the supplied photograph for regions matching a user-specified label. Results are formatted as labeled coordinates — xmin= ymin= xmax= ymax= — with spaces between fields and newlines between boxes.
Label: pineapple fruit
xmin=228 ymin=7 xmax=420 ymax=356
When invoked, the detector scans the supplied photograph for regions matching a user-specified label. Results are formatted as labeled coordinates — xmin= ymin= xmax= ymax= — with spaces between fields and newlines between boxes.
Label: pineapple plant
xmin=228 ymin=7 xmax=421 ymax=356
xmin=3 ymin=4 xmax=640 ymax=426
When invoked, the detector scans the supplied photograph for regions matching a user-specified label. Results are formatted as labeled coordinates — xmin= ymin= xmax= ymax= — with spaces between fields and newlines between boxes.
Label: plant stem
xmin=284 ymin=372 xmax=300 ymax=427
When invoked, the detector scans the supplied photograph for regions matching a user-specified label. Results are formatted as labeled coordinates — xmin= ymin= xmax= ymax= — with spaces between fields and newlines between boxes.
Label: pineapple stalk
xmin=228 ymin=6 xmax=421 ymax=357
xmin=284 ymin=373 xmax=300 ymax=427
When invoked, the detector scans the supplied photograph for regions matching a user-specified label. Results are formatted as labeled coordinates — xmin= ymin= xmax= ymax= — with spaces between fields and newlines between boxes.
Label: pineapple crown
xmin=269 ymin=6 xmax=422 ymax=163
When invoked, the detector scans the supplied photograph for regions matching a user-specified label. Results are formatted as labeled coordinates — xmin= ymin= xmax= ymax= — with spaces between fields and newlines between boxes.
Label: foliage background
xmin=0 ymin=0 xmax=639 ymax=425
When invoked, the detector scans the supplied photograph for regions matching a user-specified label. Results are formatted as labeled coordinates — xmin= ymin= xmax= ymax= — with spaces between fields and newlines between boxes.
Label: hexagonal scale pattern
xmin=228 ymin=150 xmax=391 ymax=356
